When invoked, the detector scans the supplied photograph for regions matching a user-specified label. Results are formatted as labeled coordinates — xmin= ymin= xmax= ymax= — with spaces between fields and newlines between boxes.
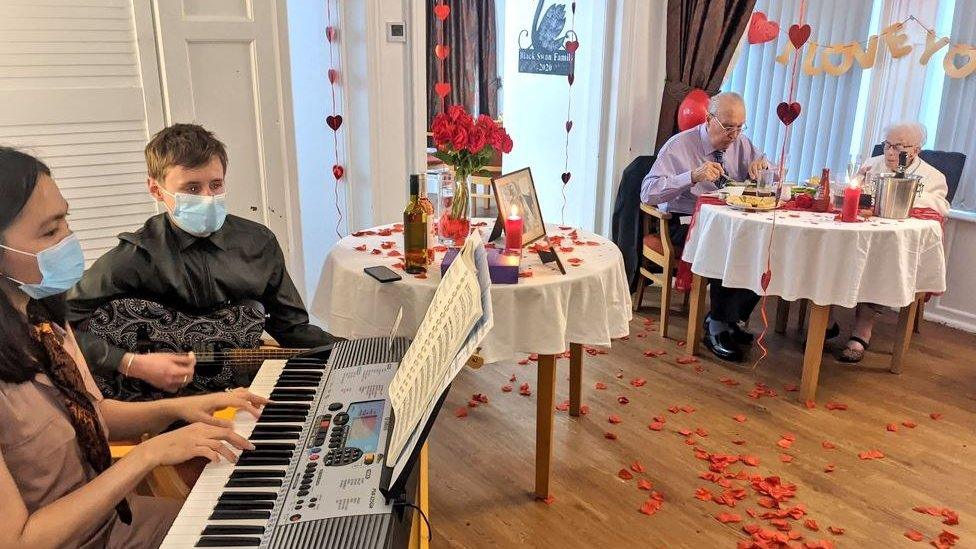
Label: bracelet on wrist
xmin=122 ymin=354 xmax=136 ymax=377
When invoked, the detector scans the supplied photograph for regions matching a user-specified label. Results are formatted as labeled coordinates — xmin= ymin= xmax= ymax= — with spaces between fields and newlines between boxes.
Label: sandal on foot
xmin=838 ymin=336 xmax=870 ymax=363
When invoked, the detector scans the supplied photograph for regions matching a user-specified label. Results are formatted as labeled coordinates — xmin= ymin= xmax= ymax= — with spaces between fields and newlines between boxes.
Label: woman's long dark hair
xmin=0 ymin=147 xmax=65 ymax=383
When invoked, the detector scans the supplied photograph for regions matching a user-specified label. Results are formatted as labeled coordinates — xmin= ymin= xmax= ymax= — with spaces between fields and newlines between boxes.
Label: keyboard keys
xmin=196 ymin=535 xmax=262 ymax=546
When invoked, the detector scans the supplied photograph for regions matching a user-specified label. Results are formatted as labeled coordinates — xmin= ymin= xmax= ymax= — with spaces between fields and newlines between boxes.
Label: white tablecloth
xmin=311 ymin=222 xmax=632 ymax=363
xmin=681 ymin=205 xmax=946 ymax=308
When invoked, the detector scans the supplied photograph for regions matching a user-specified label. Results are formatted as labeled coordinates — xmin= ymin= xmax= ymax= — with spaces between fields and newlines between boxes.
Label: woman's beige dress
xmin=0 ymin=326 xmax=180 ymax=548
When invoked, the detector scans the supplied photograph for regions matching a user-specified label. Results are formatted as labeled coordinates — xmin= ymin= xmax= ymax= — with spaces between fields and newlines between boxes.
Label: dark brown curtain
xmin=654 ymin=0 xmax=756 ymax=151
xmin=426 ymin=0 xmax=499 ymax=127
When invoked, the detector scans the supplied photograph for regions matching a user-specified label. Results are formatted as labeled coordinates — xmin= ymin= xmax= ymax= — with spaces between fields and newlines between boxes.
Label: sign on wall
xmin=517 ymin=0 xmax=573 ymax=76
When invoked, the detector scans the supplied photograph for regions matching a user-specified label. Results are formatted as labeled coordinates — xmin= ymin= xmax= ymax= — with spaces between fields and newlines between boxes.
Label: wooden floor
xmin=426 ymin=298 xmax=976 ymax=548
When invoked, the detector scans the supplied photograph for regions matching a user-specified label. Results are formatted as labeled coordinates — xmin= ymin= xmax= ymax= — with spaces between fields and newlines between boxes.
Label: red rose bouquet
xmin=431 ymin=105 xmax=513 ymax=242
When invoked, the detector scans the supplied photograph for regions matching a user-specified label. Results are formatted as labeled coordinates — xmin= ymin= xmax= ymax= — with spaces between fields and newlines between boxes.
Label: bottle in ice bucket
xmin=404 ymin=174 xmax=428 ymax=274
xmin=814 ymin=168 xmax=831 ymax=212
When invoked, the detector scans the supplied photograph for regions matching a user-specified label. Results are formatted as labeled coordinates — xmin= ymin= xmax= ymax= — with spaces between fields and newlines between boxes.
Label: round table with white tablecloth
xmin=310 ymin=220 xmax=632 ymax=499
xmin=680 ymin=204 xmax=946 ymax=401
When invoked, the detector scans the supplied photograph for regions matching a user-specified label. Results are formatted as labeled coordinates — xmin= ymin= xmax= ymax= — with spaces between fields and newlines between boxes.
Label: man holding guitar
xmin=67 ymin=124 xmax=338 ymax=398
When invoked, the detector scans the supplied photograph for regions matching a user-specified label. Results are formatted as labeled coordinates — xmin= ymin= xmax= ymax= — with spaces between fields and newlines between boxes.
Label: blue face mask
xmin=1 ymin=233 xmax=85 ymax=299
xmin=160 ymin=188 xmax=227 ymax=237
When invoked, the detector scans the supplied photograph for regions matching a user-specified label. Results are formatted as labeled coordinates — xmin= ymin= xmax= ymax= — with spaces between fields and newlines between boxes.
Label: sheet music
xmin=387 ymin=232 xmax=494 ymax=467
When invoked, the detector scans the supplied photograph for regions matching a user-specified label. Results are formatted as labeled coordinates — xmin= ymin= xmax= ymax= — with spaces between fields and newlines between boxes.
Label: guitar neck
xmin=194 ymin=348 xmax=306 ymax=362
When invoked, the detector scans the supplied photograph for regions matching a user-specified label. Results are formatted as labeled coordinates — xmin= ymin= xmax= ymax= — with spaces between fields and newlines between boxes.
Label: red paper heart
xmin=561 ymin=172 xmax=571 ymax=184
xmin=433 ymin=4 xmax=450 ymax=21
xmin=776 ymin=102 xmax=801 ymax=125
xmin=760 ymin=269 xmax=771 ymax=291
xmin=748 ymin=12 xmax=779 ymax=45
xmin=565 ymin=120 xmax=573 ymax=132
xmin=326 ymin=26 xmax=337 ymax=43
xmin=332 ymin=164 xmax=344 ymax=180
xmin=434 ymin=82 xmax=451 ymax=98
xmin=788 ymin=24 xmax=811 ymax=49
xmin=567 ymin=73 xmax=575 ymax=85
xmin=326 ymin=115 xmax=343 ymax=131
xmin=565 ymin=40 xmax=579 ymax=54
xmin=434 ymin=44 xmax=449 ymax=60
xmin=328 ymin=69 xmax=338 ymax=84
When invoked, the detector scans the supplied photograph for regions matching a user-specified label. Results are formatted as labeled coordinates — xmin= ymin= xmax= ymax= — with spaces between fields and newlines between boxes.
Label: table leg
xmin=891 ymin=293 xmax=921 ymax=374
xmin=535 ymin=354 xmax=556 ymax=499
xmin=775 ymin=297 xmax=791 ymax=334
xmin=799 ymin=303 xmax=830 ymax=403
xmin=685 ymin=274 xmax=707 ymax=355
xmin=569 ymin=343 xmax=582 ymax=417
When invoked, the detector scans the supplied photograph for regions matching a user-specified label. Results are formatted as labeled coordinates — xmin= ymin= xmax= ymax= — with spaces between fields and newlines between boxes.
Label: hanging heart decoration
xmin=760 ymin=269 xmax=771 ymax=291
xmin=434 ymin=82 xmax=451 ymax=98
xmin=565 ymin=40 xmax=579 ymax=54
xmin=328 ymin=69 xmax=338 ymax=84
xmin=565 ymin=120 xmax=573 ymax=132
xmin=326 ymin=26 xmax=337 ymax=42
xmin=433 ymin=4 xmax=450 ymax=21
xmin=567 ymin=73 xmax=575 ymax=85
xmin=788 ymin=24 xmax=811 ymax=49
xmin=748 ymin=12 xmax=779 ymax=45
xmin=332 ymin=164 xmax=344 ymax=180
xmin=326 ymin=115 xmax=343 ymax=131
xmin=434 ymin=44 xmax=449 ymax=60
xmin=775 ymin=102 xmax=801 ymax=125
xmin=561 ymin=172 xmax=572 ymax=184
xmin=324 ymin=0 xmax=346 ymax=238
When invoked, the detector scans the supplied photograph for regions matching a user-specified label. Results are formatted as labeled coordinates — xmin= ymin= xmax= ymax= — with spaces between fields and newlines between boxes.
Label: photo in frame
xmin=491 ymin=167 xmax=547 ymax=246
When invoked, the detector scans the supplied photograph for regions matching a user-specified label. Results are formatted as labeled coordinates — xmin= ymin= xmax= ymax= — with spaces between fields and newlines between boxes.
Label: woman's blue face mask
xmin=0 ymin=233 xmax=85 ymax=299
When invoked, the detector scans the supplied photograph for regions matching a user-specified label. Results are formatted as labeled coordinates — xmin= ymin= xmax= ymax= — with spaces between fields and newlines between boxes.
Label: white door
xmin=148 ymin=0 xmax=303 ymax=287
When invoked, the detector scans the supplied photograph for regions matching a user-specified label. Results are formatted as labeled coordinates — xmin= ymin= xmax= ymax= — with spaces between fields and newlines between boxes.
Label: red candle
xmin=841 ymin=181 xmax=861 ymax=222
xmin=504 ymin=212 xmax=523 ymax=250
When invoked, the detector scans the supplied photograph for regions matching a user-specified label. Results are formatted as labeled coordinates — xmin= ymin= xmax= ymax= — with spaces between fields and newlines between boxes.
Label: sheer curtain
xmin=935 ymin=0 xmax=976 ymax=211
xmin=723 ymin=0 xmax=873 ymax=181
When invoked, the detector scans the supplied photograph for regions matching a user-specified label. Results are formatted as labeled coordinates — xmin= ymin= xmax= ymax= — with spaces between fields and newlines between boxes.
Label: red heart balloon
xmin=561 ymin=172 xmax=571 ymax=184
xmin=565 ymin=40 xmax=579 ymax=54
xmin=567 ymin=73 xmax=575 ymax=85
xmin=776 ymin=102 xmax=801 ymax=125
xmin=434 ymin=82 xmax=451 ymax=98
xmin=328 ymin=69 xmax=338 ymax=84
xmin=434 ymin=44 xmax=449 ymax=60
xmin=326 ymin=26 xmax=337 ymax=43
xmin=748 ymin=12 xmax=779 ymax=45
xmin=677 ymin=89 xmax=710 ymax=131
xmin=333 ymin=164 xmax=344 ymax=180
xmin=326 ymin=115 xmax=343 ymax=131
xmin=565 ymin=120 xmax=573 ymax=132
xmin=433 ymin=4 xmax=450 ymax=21
xmin=788 ymin=24 xmax=811 ymax=49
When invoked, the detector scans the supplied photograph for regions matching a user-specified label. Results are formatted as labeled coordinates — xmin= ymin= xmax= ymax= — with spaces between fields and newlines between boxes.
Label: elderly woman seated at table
xmin=838 ymin=121 xmax=950 ymax=362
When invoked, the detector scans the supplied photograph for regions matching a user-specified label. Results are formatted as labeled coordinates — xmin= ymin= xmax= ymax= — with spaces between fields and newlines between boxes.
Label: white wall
xmin=925 ymin=213 xmax=976 ymax=332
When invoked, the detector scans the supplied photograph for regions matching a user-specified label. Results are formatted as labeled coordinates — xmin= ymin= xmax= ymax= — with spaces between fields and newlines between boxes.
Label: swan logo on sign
xmin=517 ymin=0 xmax=575 ymax=76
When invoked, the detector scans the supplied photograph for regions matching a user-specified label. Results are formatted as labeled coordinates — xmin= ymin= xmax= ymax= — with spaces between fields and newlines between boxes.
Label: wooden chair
xmin=633 ymin=203 xmax=685 ymax=338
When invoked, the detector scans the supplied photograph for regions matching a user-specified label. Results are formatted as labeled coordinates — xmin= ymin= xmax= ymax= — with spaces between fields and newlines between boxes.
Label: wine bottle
xmin=895 ymin=151 xmax=908 ymax=178
xmin=418 ymin=182 xmax=435 ymax=264
xmin=404 ymin=174 xmax=428 ymax=274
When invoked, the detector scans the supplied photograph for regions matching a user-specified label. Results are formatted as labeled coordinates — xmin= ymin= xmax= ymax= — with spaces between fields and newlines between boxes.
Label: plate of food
xmin=726 ymin=194 xmax=778 ymax=211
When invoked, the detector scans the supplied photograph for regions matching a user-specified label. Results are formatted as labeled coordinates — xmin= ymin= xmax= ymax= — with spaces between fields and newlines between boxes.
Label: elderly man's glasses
xmin=882 ymin=141 xmax=915 ymax=152
xmin=709 ymin=114 xmax=747 ymax=135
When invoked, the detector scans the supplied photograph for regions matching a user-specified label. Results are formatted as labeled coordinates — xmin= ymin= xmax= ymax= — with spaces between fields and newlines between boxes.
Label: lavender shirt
xmin=641 ymin=124 xmax=769 ymax=214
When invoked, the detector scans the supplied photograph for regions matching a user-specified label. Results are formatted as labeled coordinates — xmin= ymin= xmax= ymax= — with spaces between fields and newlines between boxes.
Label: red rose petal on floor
xmin=454 ymin=407 xmax=468 ymax=418
xmin=676 ymin=340 xmax=687 ymax=347
xmin=782 ymin=433 xmax=797 ymax=442
xmin=370 ymin=248 xmax=382 ymax=255
xmin=904 ymin=530 xmax=924 ymax=542
xmin=695 ymin=427 xmax=709 ymax=437
xmin=467 ymin=399 xmax=479 ymax=408
xmin=380 ymin=241 xmax=394 ymax=249
xmin=608 ymin=414 xmax=622 ymax=424
xmin=617 ymin=468 xmax=633 ymax=480
xmin=733 ymin=414 xmax=747 ymax=423
xmin=678 ymin=429 xmax=693 ymax=436
xmin=902 ymin=420 xmax=917 ymax=428
xmin=695 ymin=487 xmax=713 ymax=501
xmin=668 ymin=406 xmax=680 ymax=414
xmin=681 ymin=405 xmax=696 ymax=413
xmin=617 ymin=396 xmax=630 ymax=405
xmin=804 ymin=519 xmax=820 ymax=531
xmin=827 ymin=526 xmax=844 ymax=535
xmin=783 ymin=383 xmax=799 ymax=392
xmin=648 ymin=421 xmax=665 ymax=431
xmin=510 ymin=374 xmax=517 ymax=382
xmin=822 ymin=441 xmax=836 ymax=449
xmin=732 ymin=439 xmax=746 ymax=445
xmin=353 ymin=244 xmax=367 ymax=251
xmin=637 ymin=479 xmax=653 ymax=491
xmin=857 ymin=449 xmax=885 ymax=460
xmin=779 ymin=454 xmax=794 ymax=463
xmin=741 ymin=455 xmax=759 ymax=467
xmin=580 ymin=405 xmax=590 ymax=415
xmin=716 ymin=512 xmax=742 ymax=523
xmin=644 ymin=349 xmax=667 ymax=357
xmin=518 ymin=270 xmax=534 ymax=278
xmin=824 ymin=463 xmax=835 ymax=473
xmin=631 ymin=461 xmax=645 ymax=473
xmin=595 ymin=382 xmax=607 ymax=390
xmin=825 ymin=401 xmax=848 ymax=411
xmin=805 ymin=400 xmax=817 ymax=409
xmin=501 ymin=384 xmax=513 ymax=392
xmin=886 ymin=423 xmax=899 ymax=432
xmin=743 ymin=523 xmax=761 ymax=534
xmin=517 ymin=359 xmax=529 ymax=365
xmin=391 ymin=262 xmax=405 ymax=270
xmin=537 ymin=495 xmax=555 ymax=505
xmin=942 ymin=509 xmax=959 ymax=526
xmin=777 ymin=438 xmax=794 ymax=449
xmin=386 ymin=250 xmax=402 ymax=257
xmin=604 ymin=431 xmax=617 ymax=440
xmin=519 ymin=383 xmax=531 ymax=396
xmin=935 ymin=530 xmax=959 ymax=547
xmin=720 ymin=377 xmax=740 ymax=386
xmin=930 ymin=412 xmax=943 ymax=420
xmin=638 ymin=498 xmax=663 ymax=516
xmin=676 ymin=355 xmax=698 ymax=364
xmin=555 ymin=400 xmax=570 ymax=412
xmin=615 ymin=373 xmax=624 ymax=379
xmin=630 ymin=378 xmax=647 ymax=387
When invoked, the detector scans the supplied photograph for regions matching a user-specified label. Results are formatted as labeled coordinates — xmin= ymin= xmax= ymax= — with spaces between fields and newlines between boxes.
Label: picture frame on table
xmin=491 ymin=167 xmax=547 ymax=246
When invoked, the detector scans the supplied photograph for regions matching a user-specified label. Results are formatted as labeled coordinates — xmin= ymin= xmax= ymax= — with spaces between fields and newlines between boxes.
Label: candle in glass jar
xmin=504 ymin=209 xmax=523 ymax=250
xmin=841 ymin=180 xmax=861 ymax=222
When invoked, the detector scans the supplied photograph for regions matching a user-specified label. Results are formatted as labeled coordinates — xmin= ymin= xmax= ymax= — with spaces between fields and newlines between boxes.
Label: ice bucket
xmin=872 ymin=173 xmax=922 ymax=219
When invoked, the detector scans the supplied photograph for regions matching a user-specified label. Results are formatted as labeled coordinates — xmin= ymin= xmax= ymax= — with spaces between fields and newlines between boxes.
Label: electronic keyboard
xmin=161 ymin=338 xmax=418 ymax=548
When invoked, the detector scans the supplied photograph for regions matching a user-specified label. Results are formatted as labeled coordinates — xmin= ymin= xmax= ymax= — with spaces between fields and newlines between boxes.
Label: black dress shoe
xmin=731 ymin=323 xmax=754 ymax=345
xmin=703 ymin=331 xmax=744 ymax=362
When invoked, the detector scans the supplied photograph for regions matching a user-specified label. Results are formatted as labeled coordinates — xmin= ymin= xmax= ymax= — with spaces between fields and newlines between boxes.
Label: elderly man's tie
xmin=713 ymin=150 xmax=729 ymax=188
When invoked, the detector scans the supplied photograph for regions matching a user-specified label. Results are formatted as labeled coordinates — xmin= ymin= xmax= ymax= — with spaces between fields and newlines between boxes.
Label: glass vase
xmin=437 ymin=169 xmax=471 ymax=246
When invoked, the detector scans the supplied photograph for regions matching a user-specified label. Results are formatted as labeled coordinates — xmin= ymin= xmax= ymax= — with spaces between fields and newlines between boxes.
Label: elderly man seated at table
xmin=641 ymin=92 xmax=772 ymax=362
xmin=836 ymin=121 xmax=950 ymax=362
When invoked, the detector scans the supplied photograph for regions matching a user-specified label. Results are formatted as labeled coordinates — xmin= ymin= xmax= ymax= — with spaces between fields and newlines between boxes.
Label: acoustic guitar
xmin=85 ymin=297 xmax=311 ymax=401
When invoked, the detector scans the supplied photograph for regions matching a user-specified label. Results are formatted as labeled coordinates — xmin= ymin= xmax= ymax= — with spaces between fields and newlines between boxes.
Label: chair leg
xmin=681 ymin=289 xmax=690 ymax=312
xmin=633 ymin=272 xmax=647 ymax=312
xmin=659 ymin=264 xmax=673 ymax=339
xmin=913 ymin=297 xmax=924 ymax=333
xmin=775 ymin=297 xmax=790 ymax=334
xmin=797 ymin=299 xmax=809 ymax=331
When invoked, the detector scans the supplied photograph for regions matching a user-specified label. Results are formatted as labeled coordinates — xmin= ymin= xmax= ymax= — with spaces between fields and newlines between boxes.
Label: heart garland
xmin=433 ymin=2 xmax=451 ymax=111
xmin=324 ymin=0 xmax=345 ymax=238
xmin=775 ymin=102 xmax=801 ymax=125
xmin=788 ymin=23 xmax=811 ymax=49
xmin=560 ymin=3 xmax=578 ymax=225
xmin=747 ymin=11 xmax=779 ymax=45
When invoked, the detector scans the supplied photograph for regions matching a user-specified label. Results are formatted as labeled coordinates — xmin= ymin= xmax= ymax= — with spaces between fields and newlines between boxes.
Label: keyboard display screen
xmin=345 ymin=399 xmax=386 ymax=453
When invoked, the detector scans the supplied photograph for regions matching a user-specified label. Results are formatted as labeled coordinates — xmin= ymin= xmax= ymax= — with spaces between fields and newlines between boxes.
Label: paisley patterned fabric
xmin=87 ymin=298 xmax=266 ymax=401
